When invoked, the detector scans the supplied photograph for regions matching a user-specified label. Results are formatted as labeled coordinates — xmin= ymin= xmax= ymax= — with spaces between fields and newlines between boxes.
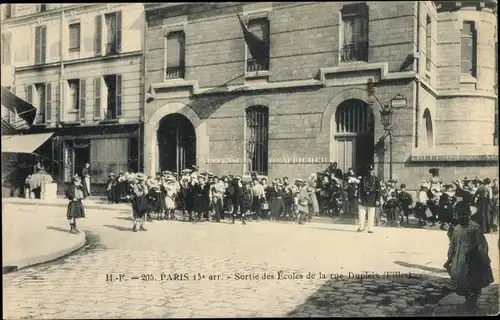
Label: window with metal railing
xmin=165 ymin=31 xmax=186 ymax=79
xmin=246 ymin=58 xmax=269 ymax=72
xmin=245 ymin=105 xmax=269 ymax=175
xmin=340 ymin=3 xmax=369 ymax=63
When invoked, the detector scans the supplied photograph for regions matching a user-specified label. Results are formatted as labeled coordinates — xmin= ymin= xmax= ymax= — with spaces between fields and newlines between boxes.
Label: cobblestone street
xmin=3 ymin=205 xmax=499 ymax=318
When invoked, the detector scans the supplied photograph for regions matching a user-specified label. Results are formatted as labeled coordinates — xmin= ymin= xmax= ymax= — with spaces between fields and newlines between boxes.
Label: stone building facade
xmin=1 ymin=3 xmax=145 ymax=193
xmin=144 ymin=1 xmax=498 ymax=188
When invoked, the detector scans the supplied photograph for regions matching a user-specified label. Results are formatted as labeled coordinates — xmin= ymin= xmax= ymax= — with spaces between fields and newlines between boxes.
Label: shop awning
xmin=1 ymin=133 xmax=54 ymax=154
xmin=1 ymin=86 xmax=37 ymax=125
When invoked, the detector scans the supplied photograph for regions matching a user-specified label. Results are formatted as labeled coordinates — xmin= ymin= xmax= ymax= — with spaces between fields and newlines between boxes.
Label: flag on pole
xmin=236 ymin=13 xmax=269 ymax=66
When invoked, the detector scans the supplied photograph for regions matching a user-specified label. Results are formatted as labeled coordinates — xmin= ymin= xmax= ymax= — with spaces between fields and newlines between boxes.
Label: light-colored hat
xmin=136 ymin=173 xmax=147 ymax=181
xmin=72 ymin=175 xmax=81 ymax=182
xmin=295 ymin=179 xmax=304 ymax=183
xmin=420 ymin=180 xmax=430 ymax=188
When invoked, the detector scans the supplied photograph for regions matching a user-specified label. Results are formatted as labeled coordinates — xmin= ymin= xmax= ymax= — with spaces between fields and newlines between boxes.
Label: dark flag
xmin=236 ymin=13 xmax=269 ymax=66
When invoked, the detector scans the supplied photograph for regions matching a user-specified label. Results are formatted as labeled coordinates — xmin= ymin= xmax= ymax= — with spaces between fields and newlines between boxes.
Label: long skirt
xmin=157 ymin=190 xmax=166 ymax=212
xmin=165 ymin=195 xmax=176 ymax=210
xmin=132 ymin=195 xmax=149 ymax=219
xmin=310 ymin=193 xmax=319 ymax=215
xmin=67 ymin=200 xmax=86 ymax=220
xmin=471 ymin=198 xmax=491 ymax=233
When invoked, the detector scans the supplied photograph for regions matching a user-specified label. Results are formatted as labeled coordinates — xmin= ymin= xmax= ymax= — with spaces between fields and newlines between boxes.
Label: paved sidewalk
xmin=433 ymin=284 xmax=499 ymax=316
xmin=3 ymin=197 xmax=131 ymax=212
xmin=2 ymin=203 xmax=86 ymax=273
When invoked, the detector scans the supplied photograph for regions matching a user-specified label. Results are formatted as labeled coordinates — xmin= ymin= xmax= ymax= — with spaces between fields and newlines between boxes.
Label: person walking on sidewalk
xmin=444 ymin=201 xmax=494 ymax=314
xmin=81 ymin=163 xmax=91 ymax=199
xmin=66 ymin=175 xmax=86 ymax=234
xmin=357 ymin=165 xmax=381 ymax=233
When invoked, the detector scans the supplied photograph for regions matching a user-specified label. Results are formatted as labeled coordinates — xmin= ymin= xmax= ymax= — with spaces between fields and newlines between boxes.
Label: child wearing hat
xmin=106 ymin=173 xmax=116 ymax=204
xmin=397 ymin=184 xmax=413 ymax=224
xmin=439 ymin=184 xmax=457 ymax=230
xmin=131 ymin=173 xmax=149 ymax=232
xmin=66 ymin=175 xmax=86 ymax=233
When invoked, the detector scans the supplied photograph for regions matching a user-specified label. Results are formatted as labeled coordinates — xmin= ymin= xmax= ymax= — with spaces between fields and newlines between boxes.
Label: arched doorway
xmin=333 ymin=99 xmax=374 ymax=176
xmin=157 ymin=113 xmax=196 ymax=174
xmin=422 ymin=109 xmax=434 ymax=148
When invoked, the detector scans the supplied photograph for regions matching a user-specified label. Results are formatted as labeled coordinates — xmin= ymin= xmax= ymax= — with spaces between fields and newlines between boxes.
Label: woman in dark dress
xmin=66 ymin=175 xmax=86 ymax=233
xmin=444 ymin=201 xmax=494 ymax=314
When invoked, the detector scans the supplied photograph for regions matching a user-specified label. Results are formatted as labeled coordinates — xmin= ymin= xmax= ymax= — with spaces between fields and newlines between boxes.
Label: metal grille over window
xmin=69 ymin=23 xmax=81 ymax=51
xmin=245 ymin=106 xmax=269 ymax=175
xmin=166 ymin=31 xmax=185 ymax=79
xmin=246 ymin=18 xmax=270 ymax=72
xmin=341 ymin=3 xmax=368 ymax=63
xmin=335 ymin=101 xmax=372 ymax=134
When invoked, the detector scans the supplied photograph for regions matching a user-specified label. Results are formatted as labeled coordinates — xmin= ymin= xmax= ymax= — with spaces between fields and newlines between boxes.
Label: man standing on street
xmin=81 ymin=163 xmax=91 ymax=199
xmin=357 ymin=164 xmax=381 ymax=233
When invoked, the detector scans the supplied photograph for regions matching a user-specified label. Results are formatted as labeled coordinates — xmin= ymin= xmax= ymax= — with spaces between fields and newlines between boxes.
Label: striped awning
xmin=1 ymin=86 xmax=37 ymax=126
xmin=1 ymin=133 xmax=54 ymax=154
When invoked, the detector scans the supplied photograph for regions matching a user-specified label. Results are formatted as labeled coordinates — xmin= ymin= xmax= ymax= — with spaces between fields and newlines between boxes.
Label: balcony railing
xmin=246 ymin=58 xmax=269 ymax=72
xmin=340 ymin=41 xmax=368 ymax=62
xmin=105 ymin=42 xmax=118 ymax=55
xmin=165 ymin=66 xmax=185 ymax=79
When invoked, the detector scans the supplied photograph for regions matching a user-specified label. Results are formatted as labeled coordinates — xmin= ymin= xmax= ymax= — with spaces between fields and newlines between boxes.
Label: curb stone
xmin=2 ymin=231 xmax=86 ymax=274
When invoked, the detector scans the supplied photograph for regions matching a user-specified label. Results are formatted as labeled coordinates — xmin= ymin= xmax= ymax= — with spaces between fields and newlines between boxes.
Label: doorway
xmin=333 ymin=99 xmax=374 ymax=176
xmin=157 ymin=113 xmax=196 ymax=174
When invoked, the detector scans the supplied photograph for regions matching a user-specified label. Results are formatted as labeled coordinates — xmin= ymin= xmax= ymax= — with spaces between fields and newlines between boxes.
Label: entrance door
xmin=73 ymin=140 xmax=90 ymax=178
xmin=333 ymin=99 xmax=374 ymax=176
xmin=157 ymin=114 xmax=196 ymax=174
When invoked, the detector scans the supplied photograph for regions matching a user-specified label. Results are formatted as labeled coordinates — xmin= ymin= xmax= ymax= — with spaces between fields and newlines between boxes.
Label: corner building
xmin=144 ymin=1 xmax=498 ymax=189
xmin=2 ymin=4 xmax=145 ymax=194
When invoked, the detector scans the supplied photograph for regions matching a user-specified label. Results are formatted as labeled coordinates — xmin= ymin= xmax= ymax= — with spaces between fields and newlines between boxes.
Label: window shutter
xmin=94 ymin=15 xmax=102 ymax=56
xmin=116 ymin=11 xmax=122 ymax=53
xmin=79 ymin=79 xmax=86 ymax=120
xmin=54 ymin=81 xmax=60 ymax=124
xmin=69 ymin=23 xmax=80 ymax=50
xmin=35 ymin=26 xmax=41 ymax=64
xmin=41 ymin=26 xmax=47 ymax=64
xmin=25 ymin=85 xmax=32 ymax=103
xmin=4 ymin=32 xmax=12 ymax=65
xmin=45 ymin=83 xmax=52 ymax=123
xmin=116 ymin=74 xmax=122 ymax=117
xmin=94 ymin=77 xmax=101 ymax=119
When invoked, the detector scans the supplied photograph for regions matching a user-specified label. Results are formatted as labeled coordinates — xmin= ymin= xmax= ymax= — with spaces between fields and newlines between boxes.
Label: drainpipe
xmin=140 ymin=6 xmax=147 ymax=173
xmin=414 ymin=1 xmax=420 ymax=148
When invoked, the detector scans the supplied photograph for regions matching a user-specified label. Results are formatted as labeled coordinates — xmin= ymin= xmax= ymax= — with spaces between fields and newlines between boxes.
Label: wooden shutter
xmin=115 ymin=74 xmax=122 ymax=118
xmin=69 ymin=23 xmax=80 ymax=50
xmin=25 ymin=85 xmax=32 ymax=103
xmin=45 ymin=83 xmax=52 ymax=123
xmin=54 ymin=81 xmax=60 ymax=124
xmin=35 ymin=26 xmax=41 ymax=64
xmin=94 ymin=15 xmax=102 ymax=56
xmin=94 ymin=77 xmax=101 ymax=119
xmin=79 ymin=79 xmax=86 ymax=120
xmin=41 ymin=26 xmax=47 ymax=64
xmin=115 ymin=11 xmax=122 ymax=53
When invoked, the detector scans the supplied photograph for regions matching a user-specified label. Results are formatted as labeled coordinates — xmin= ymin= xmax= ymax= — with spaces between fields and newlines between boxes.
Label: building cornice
xmin=434 ymin=0 xmax=497 ymax=12
xmin=1 ymin=4 xmax=92 ymax=26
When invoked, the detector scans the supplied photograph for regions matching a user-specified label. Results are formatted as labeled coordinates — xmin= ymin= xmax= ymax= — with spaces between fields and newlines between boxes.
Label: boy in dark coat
xmin=439 ymin=184 xmax=457 ymax=230
xmin=106 ymin=173 xmax=116 ymax=204
xmin=231 ymin=176 xmax=247 ymax=225
xmin=397 ymin=184 xmax=413 ymax=224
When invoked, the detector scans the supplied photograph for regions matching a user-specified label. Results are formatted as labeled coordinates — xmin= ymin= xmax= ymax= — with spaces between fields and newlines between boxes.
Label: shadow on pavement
xmin=113 ymin=216 xmax=134 ymax=221
xmin=46 ymin=226 xmax=71 ymax=233
xmin=393 ymin=261 xmax=448 ymax=274
xmin=308 ymin=226 xmax=358 ymax=233
xmin=102 ymin=224 xmax=132 ymax=232
xmin=286 ymin=273 xmax=455 ymax=317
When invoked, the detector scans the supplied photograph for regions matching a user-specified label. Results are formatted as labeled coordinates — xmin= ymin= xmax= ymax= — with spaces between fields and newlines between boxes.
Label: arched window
xmin=335 ymin=99 xmax=373 ymax=134
xmin=333 ymin=99 xmax=374 ymax=175
xmin=422 ymin=109 xmax=434 ymax=148
xmin=245 ymin=105 xmax=269 ymax=175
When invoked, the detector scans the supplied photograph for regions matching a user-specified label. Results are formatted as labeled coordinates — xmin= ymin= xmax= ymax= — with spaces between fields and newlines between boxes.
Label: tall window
xmin=461 ymin=21 xmax=477 ymax=77
xmin=40 ymin=4 xmax=47 ymax=12
xmin=165 ymin=31 xmax=186 ymax=79
xmin=69 ymin=23 xmax=81 ymax=51
xmin=34 ymin=25 xmax=47 ymax=65
xmin=96 ymin=74 xmax=122 ymax=120
xmin=426 ymin=16 xmax=432 ymax=72
xmin=245 ymin=106 xmax=269 ymax=175
xmin=246 ymin=17 xmax=270 ymax=72
xmin=3 ymin=4 xmax=12 ymax=19
xmin=104 ymin=12 xmax=122 ymax=55
xmin=33 ymin=84 xmax=47 ymax=123
xmin=67 ymin=79 xmax=80 ymax=110
xmin=341 ymin=3 xmax=369 ymax=62
xmin=1 ymin=32 xmax=11 ymax=65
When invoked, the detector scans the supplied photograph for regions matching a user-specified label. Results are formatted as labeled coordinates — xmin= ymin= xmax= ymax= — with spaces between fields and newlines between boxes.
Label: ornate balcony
xmin=246 ymin=58 xmax=269 ymax=72
xmin=165 ymin=66 xmax=185 ymax=79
